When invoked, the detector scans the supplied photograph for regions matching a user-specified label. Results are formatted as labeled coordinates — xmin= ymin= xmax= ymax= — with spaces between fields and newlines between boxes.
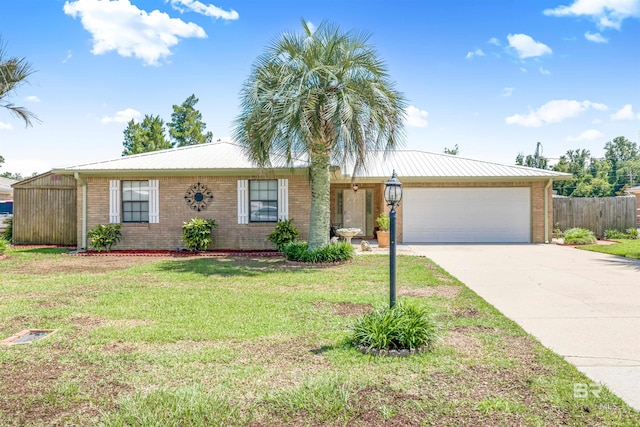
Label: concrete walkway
xmin=405 ymin=243 xmax=640 ymax=410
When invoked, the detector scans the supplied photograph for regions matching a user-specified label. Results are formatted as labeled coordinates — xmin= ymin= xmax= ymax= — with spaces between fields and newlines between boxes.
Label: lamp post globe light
xmin=384 ymin=170 xmax=402 ymax=308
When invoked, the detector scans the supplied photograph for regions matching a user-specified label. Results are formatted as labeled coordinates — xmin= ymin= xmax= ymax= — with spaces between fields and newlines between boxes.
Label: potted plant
xmin=376 ymin=212 xmax=390 ymax=248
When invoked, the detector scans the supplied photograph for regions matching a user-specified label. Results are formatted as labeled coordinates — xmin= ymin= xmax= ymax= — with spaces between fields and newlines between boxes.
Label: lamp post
xmin=384 ymin=170 xmax=402 ymax=308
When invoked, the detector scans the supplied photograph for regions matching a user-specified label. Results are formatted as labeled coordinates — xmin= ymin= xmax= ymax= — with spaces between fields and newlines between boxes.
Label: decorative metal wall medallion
xmin=184 ymin=182 xmax=214 ymax=211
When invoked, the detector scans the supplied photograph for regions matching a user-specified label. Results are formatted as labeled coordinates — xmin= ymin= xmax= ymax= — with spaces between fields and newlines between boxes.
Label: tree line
xmin=122 ymin=94 xmax=213 ymax=156
xmin=516 ymin=136 xmax=640 ymax=197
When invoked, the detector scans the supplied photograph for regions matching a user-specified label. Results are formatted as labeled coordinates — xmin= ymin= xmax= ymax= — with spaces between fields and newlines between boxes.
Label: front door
xmin=342 ymin=190 xmax=366 ymax=231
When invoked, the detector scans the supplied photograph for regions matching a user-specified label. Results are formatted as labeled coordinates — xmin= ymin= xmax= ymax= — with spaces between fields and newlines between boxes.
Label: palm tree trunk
xmin=308 ymin=150 xmax=331 ymax=250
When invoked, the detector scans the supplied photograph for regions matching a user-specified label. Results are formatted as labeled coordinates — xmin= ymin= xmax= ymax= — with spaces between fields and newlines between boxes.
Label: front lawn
xmin=578 ymin=239 xmax=640 ymax=260
xmin=0 ymin=247 xmax=638 ymax=426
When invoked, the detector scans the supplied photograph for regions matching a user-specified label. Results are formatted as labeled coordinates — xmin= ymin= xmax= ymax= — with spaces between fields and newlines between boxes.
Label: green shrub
xmin=0 ymin=237 xmax=7 ymax=255
xmin=182 ymin=217 xmax=217 ymax=251
xmin=283 ymin=241 xmax=355 ymax=263
xmin=350 ymin=301 xmax=440 ymax=351
xmin=267 ymin=219 xmax=300 ymax=251
xmin=375 ymin=212 xmax=390 ymax=231
xmin=604 ymin=229 xmax=626 ymax=240
xmin=563 ymin=227 xmax=596 ymax=245
xmin=87 ymin=224 xmax=122 ymax=252
xmin=2 ymin=217 xmax=12 ymax=242
xmin=605 ymin=228 xmax=639 ymax=240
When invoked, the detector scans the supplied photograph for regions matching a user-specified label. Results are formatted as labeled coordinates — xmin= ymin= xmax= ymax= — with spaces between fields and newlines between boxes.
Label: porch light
xmin=384 ymin=170 xmax=402 ymax=308
xmin=384 ymin=170 xmax=402 ymax=206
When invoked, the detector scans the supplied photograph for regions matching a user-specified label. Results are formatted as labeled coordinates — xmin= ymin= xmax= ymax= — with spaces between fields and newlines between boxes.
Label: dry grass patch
xmin=400 ymin=285 xmax=461 ymax=299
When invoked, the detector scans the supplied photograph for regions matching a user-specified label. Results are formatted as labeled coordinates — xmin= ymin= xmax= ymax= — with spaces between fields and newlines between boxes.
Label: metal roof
xmin=0 ymin=177 xmax=18 ymax=193
xmin=340 ymin=150 xmax=571 ymax=180
xmin=56 ymin=141 xmax=309 ymax=172
xmin=54 ymin=141 xmax=571 ymax=180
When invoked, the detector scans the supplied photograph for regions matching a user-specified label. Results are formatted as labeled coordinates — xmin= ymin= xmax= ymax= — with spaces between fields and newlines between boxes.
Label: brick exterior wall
xmin=77 ymin=174 xmax=311 ymax=250
xmin=75 ymin=174 xmax=553 ymax=249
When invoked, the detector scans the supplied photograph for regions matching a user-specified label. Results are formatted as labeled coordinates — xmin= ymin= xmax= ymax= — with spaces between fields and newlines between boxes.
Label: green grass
xmin=578 ymin=239 xmax=640 ymax=260
xmin=0 ymin=246 xmax=638 ymax=426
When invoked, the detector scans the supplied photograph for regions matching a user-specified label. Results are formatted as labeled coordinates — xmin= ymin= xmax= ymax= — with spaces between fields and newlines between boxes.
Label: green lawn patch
xmin=0 ymin=247 xmax=638 ymax=426
xmin=578 ymin=239 xmax=640 ymax=260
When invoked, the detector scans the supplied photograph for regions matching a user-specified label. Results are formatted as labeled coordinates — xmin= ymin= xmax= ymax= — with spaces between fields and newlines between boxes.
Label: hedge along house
xmin=53 ymin=141 xmax=571 ymax=251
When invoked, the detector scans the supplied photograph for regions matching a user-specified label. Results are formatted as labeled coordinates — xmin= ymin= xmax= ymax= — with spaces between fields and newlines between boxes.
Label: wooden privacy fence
xmin=12 ymin=172 xmax=77 ymax=245
xmin=553 ymin=195 xmax=637 ymax=238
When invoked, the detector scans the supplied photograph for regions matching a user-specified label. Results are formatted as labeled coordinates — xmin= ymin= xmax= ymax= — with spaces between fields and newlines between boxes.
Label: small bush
xmin=267 ymin=219 xmax=300 ymax=251
xmin=2 ymin=217 xmax=12 ymax=242
xmin=604 ymin=229 xmax=626 ymax=240
xmin=626 ymin=228 xmax=639 ymax=239
xmin=0 ymin=237 xmax=7 ymax=255
xmin=376 ymin=212 xmax=390 ymax=231
xmin=182 ymin=217 xmax=217 ymax=251
xmin=284 ymin=241 xmax=355 ymax=263
xmin=350 ymin=301 xmax=440 ymax=351
xmin=87 ymin=224 xmax=122 ymax=252
xmin=605 ymin=228 xmax=639 ymax=240
xmin=563 ymin=227 xmax=596 ymax=245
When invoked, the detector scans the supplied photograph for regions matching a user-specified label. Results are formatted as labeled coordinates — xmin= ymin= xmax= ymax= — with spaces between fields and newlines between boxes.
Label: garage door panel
xmin=403 ymin=188 xmax=531 ymax=243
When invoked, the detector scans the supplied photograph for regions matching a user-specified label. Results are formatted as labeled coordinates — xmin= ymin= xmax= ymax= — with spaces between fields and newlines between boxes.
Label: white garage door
xmin=403 ymin=187 xmax=531 ymax=243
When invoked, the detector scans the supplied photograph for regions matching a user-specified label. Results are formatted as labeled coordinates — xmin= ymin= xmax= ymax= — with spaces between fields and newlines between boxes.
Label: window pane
xmin=122 ymin=181 xmax=150 ymax=223
xmin=249 ymin=180 xmax=278 ymax=222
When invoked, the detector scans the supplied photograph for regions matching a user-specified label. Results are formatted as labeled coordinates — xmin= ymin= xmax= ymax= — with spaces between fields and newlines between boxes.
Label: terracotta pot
xmin=377 ymin=230 xmax=390 ymax=248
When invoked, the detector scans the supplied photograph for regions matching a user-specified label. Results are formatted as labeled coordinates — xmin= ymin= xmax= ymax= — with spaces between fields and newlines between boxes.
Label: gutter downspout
xmin=544 ymin=178 xmax=552 ymax=243
xmin=74 ymin=173 xmax=87 ymax=250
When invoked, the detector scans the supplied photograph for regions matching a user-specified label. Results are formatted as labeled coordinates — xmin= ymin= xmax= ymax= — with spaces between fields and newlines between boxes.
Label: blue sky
xmin=1 ymin=0 xmax=639 ymax=176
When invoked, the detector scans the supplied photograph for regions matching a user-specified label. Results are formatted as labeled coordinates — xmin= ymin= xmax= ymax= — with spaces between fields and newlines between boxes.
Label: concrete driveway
xmin=405 ymin=243 xmax=640 ymax=410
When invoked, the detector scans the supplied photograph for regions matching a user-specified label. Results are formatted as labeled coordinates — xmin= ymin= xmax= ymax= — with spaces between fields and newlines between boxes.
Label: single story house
xmin=52 ymin=141 xmax=571 ymax=250
xmin=0 ymin=177 xmax=18 ymax=201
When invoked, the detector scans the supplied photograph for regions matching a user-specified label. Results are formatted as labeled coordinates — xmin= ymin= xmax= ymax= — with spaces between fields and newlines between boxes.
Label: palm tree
xmin=0 ymin=38 xmax=39 ymax=126
xmin=234 ymin=20 xmax=406 ymax=249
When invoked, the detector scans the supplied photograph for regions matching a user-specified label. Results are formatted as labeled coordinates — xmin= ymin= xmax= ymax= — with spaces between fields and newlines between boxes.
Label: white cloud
xmin=539 ymin=67 xmax=551 ymax=75
xmin=62 ymin=50 xmax=73 ymax=63
xmin=63 ymin=0 xmax=207 ymax=66
xmin=25 ymin=96 xmax=41 ymax=103
xmin=488 ymin=37 xmax=501 ymax=46
xmin=507 ymin=33 xmax=552 ymax=59
xmin=584 ymin=31 xmax=609 ymax=42
xmin=567 ymin=129 xmax=605 ymax=141
xmin=544 ymin=0 xmax=640 ymax=30
xmin=610 ymin=103 xmax=640 ymax=120
xmin=465 ymin=48 xmax=485 ymax=59
xmin=405 ymin=106 xmax=429 ymax=128
xmin=502 ymin=87 xmax=514 ymax=97
xmin=168 ymin=0 xmax=239 ymax=20
xmin=0 ymin=122 xmax=13 ymax=130
xmin=100 ymin=108 xmax=142 ymax=124
xmin=505 ymin=99 xmax=608 ymax=127
xmin=520 ymin=67 xmax=528 ymax=73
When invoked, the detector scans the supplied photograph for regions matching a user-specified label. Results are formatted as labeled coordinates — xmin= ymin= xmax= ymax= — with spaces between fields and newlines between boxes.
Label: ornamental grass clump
xmin=284 ymin=241 xmax=355 ymax=263
xmin=182 ymin=218 xmax=217 ymax=251
xmin=563 ymin=227 xmax=596 ymax=245
xmin=350 ymin=301 xmax=439 ymax=352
